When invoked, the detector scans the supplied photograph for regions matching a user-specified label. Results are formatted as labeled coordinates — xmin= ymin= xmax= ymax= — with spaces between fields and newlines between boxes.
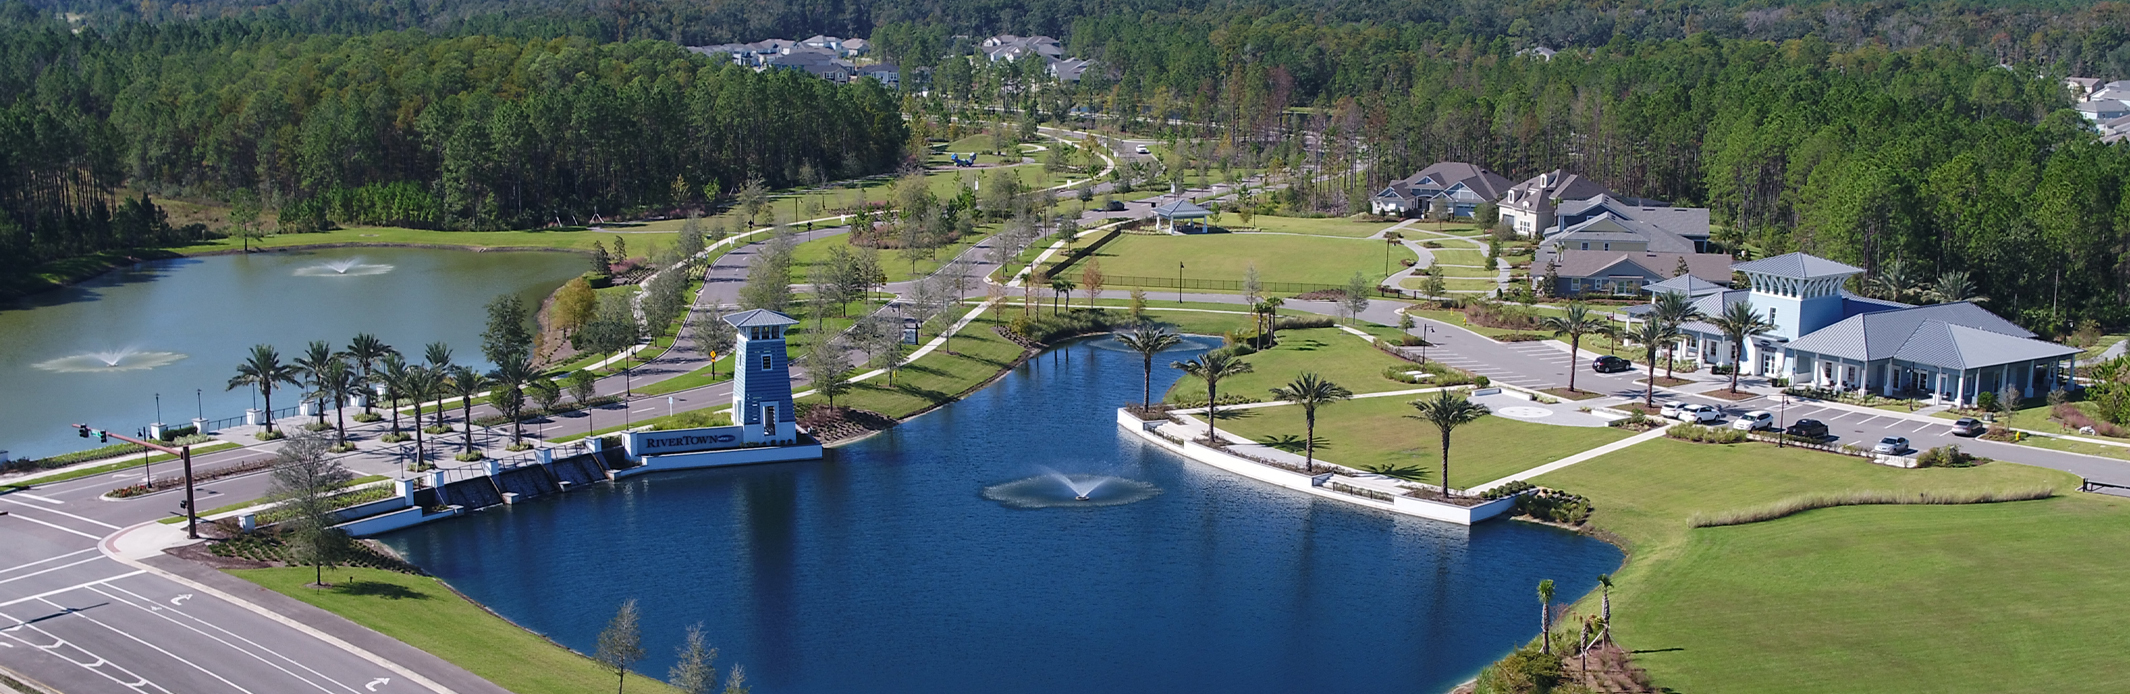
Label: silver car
xmin=1873 ymin=436 xmax=1910 ymax=454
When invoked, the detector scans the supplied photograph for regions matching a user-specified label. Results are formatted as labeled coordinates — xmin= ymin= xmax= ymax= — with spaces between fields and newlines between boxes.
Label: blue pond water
xmin=381 ymin=337 xmax=1622 ymax=694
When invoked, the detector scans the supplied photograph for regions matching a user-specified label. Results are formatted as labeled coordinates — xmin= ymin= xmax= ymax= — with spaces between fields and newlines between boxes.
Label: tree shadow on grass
xmin=1207 ymin=407 xmax=1256 ymax=421
xmin=1256 ymin=433 xmax=1330 ymax=453
xmin=1360 ymin=463 xmax=1432 ymax=482
xmin=334 ymin=580 xmax=428 ymax=600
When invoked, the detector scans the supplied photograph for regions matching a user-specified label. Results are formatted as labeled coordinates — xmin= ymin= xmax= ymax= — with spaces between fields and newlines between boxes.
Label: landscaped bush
xmin=1666 ymin=424 xmax=1747 ymax=444
xmin=1514 ymin=488 xmax=1594 ymax=525
xmin=2052 ymin=403 xmax=2126 ymax=437
xmin=1474 ymin=645 xmax=1564 ymax=694
xmin=1610 ymin=410 xmax=1660 ymax=431
xmin=1480 ymin=480 xmax=1534 ymax=500
xmin=1496 ymin=333 xmax=1549 ymax=342
xmin=1399 ymin=334 xmax=1427 ymax=346
xmin=1914 ymin=444 xmax=1989 ymax=468
xmin=1272 ymin=315 xmax=1335 ymax=330
xmin=1381 ymin=361 xmax=1477 ymax=386
xmin=352 ymin=412 xmax=383 ymax=423
xmin=1010 ymin=308 xmax=1115 ymax=344
xmin=1463 ymin=300 xmax=1545 ymax=331
xmin=157 ymin=425 xmax=198 ymax=441
xmin=582 ymin=271 xmax=612 ymax=288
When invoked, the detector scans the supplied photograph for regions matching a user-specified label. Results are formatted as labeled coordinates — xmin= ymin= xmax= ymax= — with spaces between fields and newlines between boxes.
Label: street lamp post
xmin=1177 ymin=262 xmax=1185 ymax=303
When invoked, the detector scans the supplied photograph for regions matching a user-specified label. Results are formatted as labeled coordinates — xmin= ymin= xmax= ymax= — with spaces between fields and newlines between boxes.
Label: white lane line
xmin=0 ymin=556 xmax=107 ymax=587
xmin=0 ymin=571 xmax=145 ymax=608
xmin=4 ymin=493 xmax=64 ymax=505
xmin=0 ymin=548 xmax=98 ymax=576
xmin=0 ymin=498 xmax=122 ymax=529
xmin=37 ymin=596 xmax=259 ymax=694
xmin=1912 ymin=422 xmax=1936 ymax=433
xmin=0 ymin=605 xmax=170 ymax=693
xmin=2 ymin=512 xmax=102 ymax=540
xmin=93 ymin=584 xmax=359 ymax=694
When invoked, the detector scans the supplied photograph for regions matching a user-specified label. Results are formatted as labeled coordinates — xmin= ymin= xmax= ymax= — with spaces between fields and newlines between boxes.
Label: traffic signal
xmin=77 ymin=424 xmax=89 ymax=438
xmin=98 ymin=430 xmax=107 ymax=443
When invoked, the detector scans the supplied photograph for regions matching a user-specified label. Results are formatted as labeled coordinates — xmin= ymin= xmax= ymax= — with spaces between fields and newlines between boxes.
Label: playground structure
xmin=949 ymin=153 xmax=978 ymax=167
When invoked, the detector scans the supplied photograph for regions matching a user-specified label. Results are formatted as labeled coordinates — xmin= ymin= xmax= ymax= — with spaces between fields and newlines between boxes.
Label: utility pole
xmin=71 ymin=424 xmax=199 ymax=539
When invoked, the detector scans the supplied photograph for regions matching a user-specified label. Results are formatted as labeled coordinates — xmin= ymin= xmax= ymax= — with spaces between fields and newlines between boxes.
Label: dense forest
xmin=0 ymin=8 xmax=906 ymax=268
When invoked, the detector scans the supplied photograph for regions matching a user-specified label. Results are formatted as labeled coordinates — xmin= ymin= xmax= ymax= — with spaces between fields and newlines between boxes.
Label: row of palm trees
xmin=1542 ymin=294 xmax=1779 ymax=404
xmin=227 ymin=335 xmax=599 ymax=464
xmin=1114 ymin=323 xmax=1495 ymax=496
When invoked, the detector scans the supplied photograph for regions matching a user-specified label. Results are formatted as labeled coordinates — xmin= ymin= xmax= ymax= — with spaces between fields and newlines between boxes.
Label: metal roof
xmin=1644 ymin=274 xmax=1728 ymax=297
xmin=1151 ymin=199 xmax=1211 ymax=218
xmin=723 ymin=308 xmax=800 ymax=328
xmin=1732 ymin=252 xmax=1864 ymax=280
xmin=1783 ymin=302 xmax=2070 ymax=369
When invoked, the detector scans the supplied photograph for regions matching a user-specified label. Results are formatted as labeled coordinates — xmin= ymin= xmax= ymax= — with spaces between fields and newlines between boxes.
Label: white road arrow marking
xmin=365 ymin=677 xmax=390 ymax=691
xmin=168 ymin=594 xmax=191 ymax=606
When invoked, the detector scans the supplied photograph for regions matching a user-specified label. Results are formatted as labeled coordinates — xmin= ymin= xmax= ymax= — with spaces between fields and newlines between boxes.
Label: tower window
xmin=762 ymin=354 xmax=773 ymax=371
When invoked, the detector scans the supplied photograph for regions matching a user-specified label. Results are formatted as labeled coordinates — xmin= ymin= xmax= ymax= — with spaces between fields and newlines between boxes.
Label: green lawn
xmin=1530 ymin=438 xmax=2112 ymax=693
xmin=633 ymin=358 xmax=734 ymax=397
xmin=1423 ymin=249 xmax=1490 ymax=266
xmin=2079 ymin=334 xmax=2125 ymax=361
xmin=1163 ymin=327 xmax=1414 ymax=403
xmin=1245 ymin=215 xmax=1396 ymax=238
xmin=1211 ymin=394 xmax=1633 ymax=489
xmin=798 ymin=308 xmax=1030 ymax=419
xmin=1056 ymin=233 xmax=1409 ymax=290
xmin=1407 ymin=277 xmax=1499 ymax=292
xmin=234 ymin=567 xmax=682 ymax=694
xmin=789 ymin=232 xmax=983 ymax=285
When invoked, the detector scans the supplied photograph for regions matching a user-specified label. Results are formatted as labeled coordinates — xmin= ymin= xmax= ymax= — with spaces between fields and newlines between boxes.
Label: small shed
xmin=1151 ymin=199 xmax=1212 ymax=233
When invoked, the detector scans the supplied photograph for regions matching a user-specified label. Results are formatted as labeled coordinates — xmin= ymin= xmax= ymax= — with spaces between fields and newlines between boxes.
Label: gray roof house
xmin=1499 ymin=170 xmax=1614 ymax=236
xmin=1549 ymin=195 xmax=1709 ymax=246
xmin=764 ymin=51 xmax=850 ymax=82
xmin=1531 ymin=203 xmax=1727 ymax=296
xmin=855 ymin=63 xmax=901 ymax=86
xmin=1370 ymin=162 xmax=1512 ymax=218
xmin=984 ymin=35 xmax=1065 ymax=62
xmin=1542 ymin=251 xmax=1731 ymax=297
xmin=2078 ymin=100 xmax=2130 ymax=123
xmin=1661 ymin=252 xmax=2076 ymax=405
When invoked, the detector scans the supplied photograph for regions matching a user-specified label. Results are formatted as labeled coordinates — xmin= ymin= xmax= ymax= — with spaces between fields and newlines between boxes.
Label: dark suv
xmin=1591 ymin=355 xmax=1634 ymax=373
xmin=1784 ymin=419 xmax=1830 ymax=440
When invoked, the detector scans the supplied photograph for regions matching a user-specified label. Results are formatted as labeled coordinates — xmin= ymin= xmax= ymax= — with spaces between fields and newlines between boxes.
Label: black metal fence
xmin=1095 ymin=274 xmax=1348 ymax=294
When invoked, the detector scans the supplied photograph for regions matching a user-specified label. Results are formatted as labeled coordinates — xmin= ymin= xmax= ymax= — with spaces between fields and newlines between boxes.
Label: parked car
xmin=1590 ymin=355 xmax=1633 ymax=373
xmin=1731 ymin=410 xmax=1776 ymax=431
xmin=1673 ymin=403 xmax=1722 ymax=423
xmin=1873 ymin=436 xmax=1911 ymax=454
xmin=1950 ymin=418 xmax=1986 ymax=437
xmin=1785 ymin=419 xmax=1830 ymax=440
xmin=1659 ymin=401 xmax=1690 ymax=419
xmin=1134 ymin=144 xmax=1151 ymax=154
xmin=1102 ymin=200 xmax=1127 ymax=212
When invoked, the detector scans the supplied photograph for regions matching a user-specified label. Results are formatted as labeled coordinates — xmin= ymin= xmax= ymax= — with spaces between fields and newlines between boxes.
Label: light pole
xmin=1422 ymin=324 xmax=1434 ymax=364
xmin=1177 ymin=262 xmax=1185 ymax=303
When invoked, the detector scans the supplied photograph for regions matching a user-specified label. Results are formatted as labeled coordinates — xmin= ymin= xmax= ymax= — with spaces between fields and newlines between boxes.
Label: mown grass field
xmin=1211 ymin=393 xmax=1632 ymax=488
xmin=788 ymin=230 xmax=986 ymax=284
xmin=1058 ymin=233 xmax=1407 ymax=290
xmin=1246 ymin=214 xmax=1395 ymax=238
xmin=235 ymin=567 xmax=681 ymax=694
xmin=1529 ymin=438 xmax=2125 ymax=693
xmin=797 ymin=307 xmax=1029 ymax=419
xmin=1162 ymin=327 xmax=1414 ymax=404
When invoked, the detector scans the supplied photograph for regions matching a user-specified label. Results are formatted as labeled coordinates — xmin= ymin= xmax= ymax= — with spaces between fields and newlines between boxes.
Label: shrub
xmin=1496 ymin=333 xmax=1549 ymax=342
xmin=157 ymin=425 xmax=198 ymax=441
xmin=1914 ymin=444 xmax=1988 ymax=468
xmin=1012 ymin=308 xmax=1114 ymax=344
xmin=1382 ymin=361 xmax=1477 ymax=386
xmin=1422 ymin=241 xmax=1445 ymax=248
xmin=352 ymin=412 xmax=383 ymax=423
xmin=582 ymin=271 xmax=613 ymax=288
xmin=1272 ymin=315 xmax=1335 ymax=330
xmin=2052 ymin=403 xmax=2126 ymax=437
xmin=1480 ymin=480 xmax=1533 ymax=500
xmin=1666 ymin=424 xmax=1747 ymax=444
xmin=1975 ymin=390 xmax=1999 ymax=412
xmin=1514 ymin=488 xmax=1594 ymax=525
xmin=255 ymin=430 xmax=286 ymax=441
xmin=1474 ymin=375 xmax=1491 ymax=388
xmin=1474 ymin=645 xmax=1564 ymax=694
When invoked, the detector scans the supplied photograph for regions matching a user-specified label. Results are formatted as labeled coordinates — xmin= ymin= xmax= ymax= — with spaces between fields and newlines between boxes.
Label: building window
xmin=764 ymin=405 xmax=777 ymax=436
xmin=762 ymin=354 xmax=773 ymax=371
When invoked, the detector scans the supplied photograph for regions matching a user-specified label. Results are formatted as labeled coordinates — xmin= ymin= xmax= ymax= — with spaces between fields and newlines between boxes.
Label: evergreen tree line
xmin=0 ymin=19 xmax=907 ymax=270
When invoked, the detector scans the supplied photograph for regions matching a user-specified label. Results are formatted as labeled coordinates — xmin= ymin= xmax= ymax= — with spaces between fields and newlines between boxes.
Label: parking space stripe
xmin=1912 ymin=422 xmax=1936 ymax=432
xmin=36 ymin=596 xmax=260 ymax=694
xmin=0 ymin=548 xmax=98 ymax=577
xmin=0 ymin=557 xmax=105 ymax=587
xmin=1 ymin=511 xmax=101 ymax=540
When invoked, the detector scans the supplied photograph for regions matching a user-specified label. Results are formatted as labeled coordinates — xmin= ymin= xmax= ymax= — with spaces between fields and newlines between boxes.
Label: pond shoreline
xmin=4 ymin=241 xmax=589 ymax=306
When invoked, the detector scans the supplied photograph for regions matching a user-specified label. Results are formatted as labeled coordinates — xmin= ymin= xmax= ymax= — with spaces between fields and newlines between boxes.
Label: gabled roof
xmin=724 ymin=309 xmax=799 ymax=328
xmin=1544 ymin=213 xmax=1700 ymax=254
xmin=1645 ymin=274 xmax=1729 ymax=297
xmin=1152 ymin=199 xmax=1210 ymax=218
xmin=1549 ymin=251 xmax=1731 ymax=284
xmin=1398 ymin=162 xmax=1512 ymax=201
xmin=1554 ymin=195 xmax=1707 ymax=238
xmin=1501 ymin=170 xmax=1613 ymax=211
xmin=1733 ymin=252 xmax=1863 ymax=280
xmin=1784 ymin=302 xmax=2048 ymax=366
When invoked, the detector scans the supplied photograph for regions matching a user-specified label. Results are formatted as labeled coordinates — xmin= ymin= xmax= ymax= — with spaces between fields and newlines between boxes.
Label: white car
xmin=1134 ymin=144 xmax=1150 ymax=154
xmin=1731 ymin=410 xmax=1776 ymax=431
xmin=1673 ymin=403 xmax=1722 ymax=423
xmin=1658 ymin=401 xmax=1690 ymax=420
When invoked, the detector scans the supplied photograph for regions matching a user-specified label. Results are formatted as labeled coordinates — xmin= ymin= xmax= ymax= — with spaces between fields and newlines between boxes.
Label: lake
xmin=0 ymin=247 xmax=586 ymax=459
xmin=381 ymin=337 xmax=1623 ymax=694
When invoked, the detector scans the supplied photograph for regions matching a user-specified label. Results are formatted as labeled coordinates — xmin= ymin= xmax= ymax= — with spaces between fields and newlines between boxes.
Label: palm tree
xmin=1048 ymin=276 xmax=1077 ymax=313
xmin=313 ymin=358 xmax=360 ymax=447
xmin=1407 ymin=390 xmax=1491 ymax=496
xmin=491 ymin=357 xmax=541 ymax=446
xmin=227 ymin=345 xmax=300 ymax=434
xmin=1540 ymin=302 xmax=1609 ymax=394
xmin=1269 ymin=373 xmax=1353 ymax=473
xmin=1866 ymin=258 xmax=1920 ymax=303
xmin=1650 ymin=291 xmax=1704 ymax=381
xmin=1254 ymin=297 xmax=1285 ymax=345
xmin=1596 ymin=573 xmax=1614 ymax=644
xmin=344 ymin=333 xmax=397 ymax=415
xmin=424 ymin=341 xmax=455 ymax=373
xmin=1115 ymin=324 xmax=1182 ymax=410
xmin=401 ymin=366 xmax=445 ymax=470
xmin=1928 ymin=270 xmax=1984 ymax=304
xmin=292 ymin=341 xmax=343 ymax=427
xmin=1171 ymin=351 xmax=1254 ymax=442
xmin=446 ymin=366 xmax=490 ymax=455
xmin=1537 ymin=578 xmax=1557 ymax=655
xmin=376 ymin=354 xmax=412 ymax=438
xmin=1623 ymin=318 xmax=1674 ymax=408
xmin=1712 ymin=300 xmax=1776 ymax=394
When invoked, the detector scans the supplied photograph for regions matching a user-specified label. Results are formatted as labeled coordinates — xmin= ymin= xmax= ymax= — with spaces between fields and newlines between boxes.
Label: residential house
xmin=1518 ymin=46 xmax=1558 ymax=60
xmin=1665 ymin=253 xmax=2076 ymax=405
xmin=854 ymin=63 xmax=901 ymax=86
xmin=983 ymin=35 xmax=1065 ymax=63
xmin=1543 ymin=251 xmax=1731 ymax=297
xmin=1499 ymin=170 xmax=1613 ymax=236
xmin=1049 ymin=58 xmax=1094 ymax=83
xmin=2077 ymin=100 xmax=2130 ymax=124
xmin=764 ymin=51 xmax=850 ymax=82
xmin=1548 ymin=195 xmax=1711 ymax=251
xmin=1370 ymin=162 xmax=1511 ymax=217
xmin=2067 ymin=76 xmax=2103 ymax=99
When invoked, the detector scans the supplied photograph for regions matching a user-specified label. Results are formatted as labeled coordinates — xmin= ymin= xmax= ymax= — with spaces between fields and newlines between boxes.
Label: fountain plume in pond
xmin=34 ymin=348 xmax=189 ymax=373
xmin=983 ymin=467 xmax=1160 ymax=508
xmin=294 ymin=257 xmax=394 ymax=276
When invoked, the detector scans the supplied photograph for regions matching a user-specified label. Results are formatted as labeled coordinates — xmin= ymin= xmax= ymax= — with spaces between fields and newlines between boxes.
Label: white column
xmin=1956 ymin=370 xmax=1968 ymax=406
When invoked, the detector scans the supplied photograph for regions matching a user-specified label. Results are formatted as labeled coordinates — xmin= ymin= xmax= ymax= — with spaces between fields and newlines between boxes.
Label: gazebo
xmin=1151 ymin=199 xmax=1212 ymax=233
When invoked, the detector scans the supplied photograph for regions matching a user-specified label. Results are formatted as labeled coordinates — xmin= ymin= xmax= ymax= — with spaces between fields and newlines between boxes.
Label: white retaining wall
xmin=613 ymin=444 xmax=825 ymax=478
